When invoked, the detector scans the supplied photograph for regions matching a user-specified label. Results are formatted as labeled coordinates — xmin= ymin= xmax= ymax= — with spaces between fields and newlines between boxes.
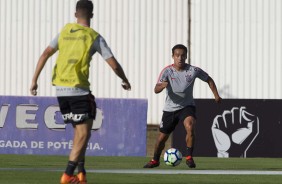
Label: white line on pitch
xmin=1 ymin=168 xmax=282 ymax=175
xmin=88 ymin=169 xmax=282 ymax=175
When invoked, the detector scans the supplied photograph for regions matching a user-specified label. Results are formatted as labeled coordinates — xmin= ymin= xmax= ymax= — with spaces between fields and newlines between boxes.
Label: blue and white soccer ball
xmin=164 ymin=148 xmax=182 ymax=166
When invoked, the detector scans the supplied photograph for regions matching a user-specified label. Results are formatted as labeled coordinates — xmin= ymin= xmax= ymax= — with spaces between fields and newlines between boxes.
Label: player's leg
xmin=179 ymin=105 xmax=197 ymax=168
xmin=144 ymin=111 xmax=176 ymax=168
xmin=57 ymin=96 xmax=80 ymax=183
xmin=60 ymin=94 xmax=96 ymax=183
xmin=78 ymin=119 xmax=93 ymax=162
xmin=70 ymin=119 xmax=93 ymax=183
xmin=143 ymin=132 xmax=170 ymax=168
xmin=60 ymin=120 xmax=92 ymax=184
xmin=69 ymin=119 xmax=93 ymax=161
xmin=73 ymin=94 xmax=96 ymax=183
xmin=183 ymin=115 xmax=196 ymax=168
xmin=154 ymin=132 xmax=170 ymax=159
xmin=183 ymin=116 xmax=196 ymax=152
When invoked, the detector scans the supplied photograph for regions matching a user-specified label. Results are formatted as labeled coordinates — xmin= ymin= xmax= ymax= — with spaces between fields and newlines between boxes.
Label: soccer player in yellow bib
xmin=30 ymin=0 xmax=131 ymax=183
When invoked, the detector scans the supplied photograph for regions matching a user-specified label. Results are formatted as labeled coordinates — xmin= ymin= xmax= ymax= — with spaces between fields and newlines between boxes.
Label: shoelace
xmin=69 ymin=176 xmax=80 ymax=184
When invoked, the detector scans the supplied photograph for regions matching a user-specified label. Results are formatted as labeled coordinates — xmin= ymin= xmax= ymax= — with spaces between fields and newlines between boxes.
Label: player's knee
xmin=76 ymin=132 xmax=89 ymax=144
xmin=184 ymin=117 xmax=195 ymax=129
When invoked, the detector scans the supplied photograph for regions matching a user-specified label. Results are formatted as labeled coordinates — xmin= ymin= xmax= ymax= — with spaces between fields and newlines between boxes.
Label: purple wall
xmin=0 ymin=96 xmax=147 ymax=156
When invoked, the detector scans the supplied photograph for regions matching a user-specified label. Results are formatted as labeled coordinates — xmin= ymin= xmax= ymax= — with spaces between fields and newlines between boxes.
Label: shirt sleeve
xmin=49 ymin=33 xmax=59 ymax=50
xmin=196 ymin=67 xmax=209 ymax=82
xmin=156 ymin=67 xmax=169 ymax=83
xmin=90 ymin=35 xmax=114 ymax=60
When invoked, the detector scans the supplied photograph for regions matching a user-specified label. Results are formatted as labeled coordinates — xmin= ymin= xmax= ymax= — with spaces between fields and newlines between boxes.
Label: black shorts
xmin=159 ymin=106 xmax=196 ymax=134
xmin=57 ymin=93 xmax=96 ymax=125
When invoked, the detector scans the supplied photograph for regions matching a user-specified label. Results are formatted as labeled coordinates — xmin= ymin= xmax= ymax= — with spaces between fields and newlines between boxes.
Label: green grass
xmin=1 ymin=155 xmax=282 ymax=184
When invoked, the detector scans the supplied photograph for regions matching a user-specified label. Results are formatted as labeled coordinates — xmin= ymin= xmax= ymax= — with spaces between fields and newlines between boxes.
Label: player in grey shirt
xmin=144 ymin=44 xmax=221 ymax=169
xmin=157 ymin=63 xmax=209 ymax=112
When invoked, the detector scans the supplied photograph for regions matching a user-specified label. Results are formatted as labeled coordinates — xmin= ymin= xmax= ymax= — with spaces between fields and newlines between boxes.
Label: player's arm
xmin=154 ymin=81 xmax=168 ymax=94
xmin=154 ymin=68 xmax=169 ymax=94
xmin=206 ymin=76 xmax=222 ymax=103
xmin=30 ymin=46 xmax=56 ymax=96
xmin=106 ymin=57 xmax=131 ymax=90
xmin=93 ymin=35 xmax=131 ymax=90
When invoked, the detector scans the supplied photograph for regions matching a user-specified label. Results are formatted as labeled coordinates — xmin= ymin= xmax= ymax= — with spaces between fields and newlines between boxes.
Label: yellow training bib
xmin=52 ymin=23 xmax=99 ymax=89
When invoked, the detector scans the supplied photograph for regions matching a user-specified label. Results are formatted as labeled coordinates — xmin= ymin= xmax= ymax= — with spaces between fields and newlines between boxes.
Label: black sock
xmin=78 ymin=159 xmax=86 ymax=175
xmin=187 ymin=147 xmax=194 ymax=157
xmin=65 ymin=161 xmax=78 ymax=176
xmin=153 ymin=153 xmax=161 ymax=162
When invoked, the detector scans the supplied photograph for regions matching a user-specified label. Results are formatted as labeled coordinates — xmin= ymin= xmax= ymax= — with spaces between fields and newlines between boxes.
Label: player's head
xmin=172 ymin=44 xmax=188 ymax=56
xmin=75 ymin=0 xmax=94 ymax=19
xmin=171 ymin=44 xmax=187 ymax=68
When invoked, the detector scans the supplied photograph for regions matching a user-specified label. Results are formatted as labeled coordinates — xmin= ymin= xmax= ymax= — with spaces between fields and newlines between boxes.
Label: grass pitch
xmin=1 ymin=155 xmax=282 ymax=184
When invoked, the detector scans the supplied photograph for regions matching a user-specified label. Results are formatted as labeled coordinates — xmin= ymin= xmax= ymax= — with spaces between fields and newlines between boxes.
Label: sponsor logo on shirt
xmin=70 ymin=28 xmax=84 ymax=33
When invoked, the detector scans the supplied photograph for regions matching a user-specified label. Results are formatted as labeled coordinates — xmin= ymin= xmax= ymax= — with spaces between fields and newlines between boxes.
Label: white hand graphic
xmin=92 ymin=108 xmax=104 ymax=130
xmin=212 ymin=107 xmax=259 ymax=158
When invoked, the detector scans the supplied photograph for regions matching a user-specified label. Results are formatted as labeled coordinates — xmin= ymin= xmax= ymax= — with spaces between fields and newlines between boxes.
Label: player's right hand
xmin=121 ymin=81 xmax=131 ymax=91
xmin=215 ymin=96 xmax=222 ymax=103
xmin=161 ymin=81 xmax=168 ymax=88
xmin=30 ymin=83 xmax=38 ymax=96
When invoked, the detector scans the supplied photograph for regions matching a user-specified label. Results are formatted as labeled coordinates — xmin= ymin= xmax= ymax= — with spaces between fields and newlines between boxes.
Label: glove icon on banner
xmin=211 ymin=107 xmax=259 ymax=158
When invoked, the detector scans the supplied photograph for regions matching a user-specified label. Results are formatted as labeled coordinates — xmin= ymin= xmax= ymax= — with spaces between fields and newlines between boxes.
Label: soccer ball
xmin=164 ymin=148 xmax=182 ymax=166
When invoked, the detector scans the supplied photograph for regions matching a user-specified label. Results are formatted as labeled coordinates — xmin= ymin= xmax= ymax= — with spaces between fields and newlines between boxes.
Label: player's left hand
xmin=122 ymin=81 xmax=131 ymax=91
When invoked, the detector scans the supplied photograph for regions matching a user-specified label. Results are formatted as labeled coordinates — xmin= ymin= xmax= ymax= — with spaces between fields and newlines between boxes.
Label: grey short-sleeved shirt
xmin=157 ymin=64 xmax=209 ymax=112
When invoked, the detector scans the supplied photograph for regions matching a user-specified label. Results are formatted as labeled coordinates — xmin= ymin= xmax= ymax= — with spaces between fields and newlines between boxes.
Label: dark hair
xmin=172 ymin=44 xmax=188 ymax=55
xmin=76 ymin=0 xmax=93 ymax=14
